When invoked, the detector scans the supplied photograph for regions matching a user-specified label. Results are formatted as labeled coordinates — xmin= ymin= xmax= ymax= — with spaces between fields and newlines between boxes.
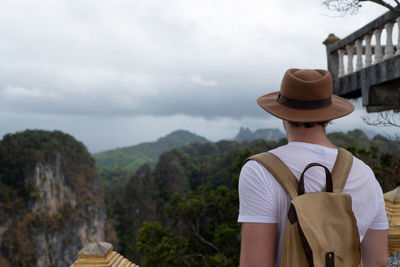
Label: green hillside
xmin=104 ymin=129 xmax=400 ymax=266
xmin=328 ymin=129 xmax=400 ymax=155
xmin=94 ymin=130 xmax=209 ymax=173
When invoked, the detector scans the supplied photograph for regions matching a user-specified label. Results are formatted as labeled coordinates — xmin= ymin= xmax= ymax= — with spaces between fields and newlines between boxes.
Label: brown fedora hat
xmin=257 ymin=68 xmax=354 ymax=122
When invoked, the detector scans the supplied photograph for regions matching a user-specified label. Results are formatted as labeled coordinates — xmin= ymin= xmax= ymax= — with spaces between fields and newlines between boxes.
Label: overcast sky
xmin=0 ymin=0 xmax=394 ymax=152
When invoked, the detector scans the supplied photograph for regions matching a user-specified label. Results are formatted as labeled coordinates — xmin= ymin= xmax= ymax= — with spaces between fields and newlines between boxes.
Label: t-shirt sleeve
xmin=369 ymin=179 xmax=389 ymax=230
xmin=237 ymin=160 xmax=279 ymax=223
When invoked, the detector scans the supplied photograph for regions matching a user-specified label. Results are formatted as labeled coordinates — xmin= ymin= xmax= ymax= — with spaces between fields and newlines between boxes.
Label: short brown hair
xmin=288 ymin=121 xmax=330 ymax=128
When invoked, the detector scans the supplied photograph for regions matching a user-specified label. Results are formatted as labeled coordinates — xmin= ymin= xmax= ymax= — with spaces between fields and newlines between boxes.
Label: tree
xmin=137 ymin=184 xmax=240 ymax=267
xmin=362 ymin=111 xmax=400 ymax=142
xmin=322 ymin=0 xmax=400 ymax=15
xmin=362 ymin=111 xmax=400 ymax=128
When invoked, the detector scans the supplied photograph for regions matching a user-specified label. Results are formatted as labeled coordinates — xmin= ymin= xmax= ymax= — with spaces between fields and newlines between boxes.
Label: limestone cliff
xmin=0 ymin=130 xmax=107 ymax=267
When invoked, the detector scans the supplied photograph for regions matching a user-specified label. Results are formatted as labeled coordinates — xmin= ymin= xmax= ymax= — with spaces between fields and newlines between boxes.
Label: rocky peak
xmin=0 ymin=130 xmax=107 ymax=267
xmin=234 ymin=127 xmax=284 ymax=142
xmin=30 ymin=156 xmax=77 ymax=215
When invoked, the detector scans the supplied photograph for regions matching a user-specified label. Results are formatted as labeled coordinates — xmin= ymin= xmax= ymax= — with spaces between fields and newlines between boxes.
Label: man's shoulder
xmin=349 ymin=154 xmax=375 ymax=176
xmin=267 ymin=144 xmax=289 ymax=155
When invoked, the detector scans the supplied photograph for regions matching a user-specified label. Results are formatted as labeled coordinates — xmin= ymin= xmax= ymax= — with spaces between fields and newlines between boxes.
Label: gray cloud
xmin=0 ymin=0 xmax=389 ymax=151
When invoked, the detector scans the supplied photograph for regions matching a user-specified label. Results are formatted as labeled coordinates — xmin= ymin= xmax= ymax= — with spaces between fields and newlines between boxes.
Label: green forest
xmin=0 ymin=129 xmax=399 ymax=266
xmin=102 ymin=129 xmax=400 ymax=266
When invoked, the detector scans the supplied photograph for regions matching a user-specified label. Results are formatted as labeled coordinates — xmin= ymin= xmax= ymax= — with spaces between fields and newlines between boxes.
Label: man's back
xmin=238 ymin=142 xmax=388 ymax=266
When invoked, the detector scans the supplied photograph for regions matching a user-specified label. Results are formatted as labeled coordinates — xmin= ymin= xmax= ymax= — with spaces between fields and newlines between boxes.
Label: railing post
xmin=374 ymin=28 xmax=383 ymax=64
xmin=323 ymin=34 xmax=341 ymax=79
xmin=338 ymin=49 xmax=345 ymax=77
xmin=364 ymin=34 xmax=373 ymax=67
xmin=396 ymin=17 xmax=400 ymax=56
xmin=356 ymin=39 xmax=363 ymax=71
xmin=384 ymin=22 xmax=395 ymax=59
xmin=346 ymin=44 xmax=354 ymax=74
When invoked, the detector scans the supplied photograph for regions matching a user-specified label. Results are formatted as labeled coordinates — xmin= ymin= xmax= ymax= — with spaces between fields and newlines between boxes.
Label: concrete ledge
xmin=333 ymin=55 xmax=400 ymax=112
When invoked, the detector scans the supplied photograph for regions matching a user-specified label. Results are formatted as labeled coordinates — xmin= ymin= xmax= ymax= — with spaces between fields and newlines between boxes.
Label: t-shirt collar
xmin=287 ymin=141 xmax=338 ymax=153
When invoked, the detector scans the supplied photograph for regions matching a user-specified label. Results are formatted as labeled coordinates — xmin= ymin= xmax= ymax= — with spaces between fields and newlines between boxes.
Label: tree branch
xmin=191 ymin=221 xmax=219 ymax=252
xmin=322 ymin=0 xmax=400 ymax=15
xmin=179 ymin=255 xmax=193 ymax=267
xmin=362 ymin=111 xmax=400 ymax=128
xmin=322 ymin=0 xmax=362 ymax=15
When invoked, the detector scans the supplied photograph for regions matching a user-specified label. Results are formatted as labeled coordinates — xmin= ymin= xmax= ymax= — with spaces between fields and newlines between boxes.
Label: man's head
xmin=256 ymin=68 xmax=354 ymax=123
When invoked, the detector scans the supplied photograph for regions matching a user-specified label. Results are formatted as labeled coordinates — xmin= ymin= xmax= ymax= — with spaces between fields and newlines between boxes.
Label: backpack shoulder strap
xmin=245 ymin=152 xmax=298 ymax=199
xmin=331 ymin=147 xmax=354 ymax=193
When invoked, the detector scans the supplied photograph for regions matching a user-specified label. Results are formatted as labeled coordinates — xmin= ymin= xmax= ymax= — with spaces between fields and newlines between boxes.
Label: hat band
xmin=277 ymin=93 xmax=332 ymax=110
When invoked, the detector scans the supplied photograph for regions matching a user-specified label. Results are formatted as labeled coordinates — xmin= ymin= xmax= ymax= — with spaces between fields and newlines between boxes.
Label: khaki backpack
xmin=246 ymin=148 xmax=361 ymax=267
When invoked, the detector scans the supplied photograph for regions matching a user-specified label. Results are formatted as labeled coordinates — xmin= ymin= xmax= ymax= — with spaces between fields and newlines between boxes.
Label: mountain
xmin=0 ymin=130 xmax=109 ymax=267
xmin=234 ymin=127 xmax=285 ymax=142
xmin=94 ymin=130 xmax=209 ymax=173
xmin=363 ymin=129 xmax=378 ymax=139
xmin=328 ymin=128 xmax=400 ymax=156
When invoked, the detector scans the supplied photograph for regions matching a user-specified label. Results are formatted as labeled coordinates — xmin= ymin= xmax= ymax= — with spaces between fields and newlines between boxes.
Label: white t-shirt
xmin=238 ymin=142 xmax=388 ymax=266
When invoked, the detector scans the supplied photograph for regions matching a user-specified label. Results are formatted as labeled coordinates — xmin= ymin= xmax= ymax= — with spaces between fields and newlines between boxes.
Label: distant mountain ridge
xmin=94 ymin=130 xmax=209 ymax=172
xmin=328 ymin=128 xmax=400 ymax=155
xmin=234 ymin=127 xmax=285 ymax=142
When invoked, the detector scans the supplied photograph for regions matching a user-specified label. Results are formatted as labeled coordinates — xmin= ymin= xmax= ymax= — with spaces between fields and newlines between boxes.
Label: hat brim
xmin=257 ymin=92 xmax=354 ymax=122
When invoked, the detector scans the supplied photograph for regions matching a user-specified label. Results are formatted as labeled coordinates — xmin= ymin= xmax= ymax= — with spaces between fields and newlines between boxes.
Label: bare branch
xmin=362 ymin=111 xmax=400 ymax=128
xmin=322 ymin=0 xmax=362 ymax=15
xmin=322 ymin=0 xmax=400 ymax=15
xmin=191 ymin=222 xmax=219 ymax=252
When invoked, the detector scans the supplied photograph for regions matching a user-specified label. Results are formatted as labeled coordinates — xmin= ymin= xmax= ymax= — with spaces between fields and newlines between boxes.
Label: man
xmin=238 ymin=68 xmax=388 ymax=267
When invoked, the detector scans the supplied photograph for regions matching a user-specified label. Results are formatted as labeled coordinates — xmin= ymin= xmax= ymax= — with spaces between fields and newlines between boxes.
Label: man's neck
xmin=284 ymin=122 xmax=336 ymax=149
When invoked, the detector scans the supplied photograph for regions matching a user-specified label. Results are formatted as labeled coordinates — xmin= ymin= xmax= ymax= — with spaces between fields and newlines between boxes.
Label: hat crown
xmin=293 ymin=69 xmax=322 ymax=81
xmin=280 ymin=69 xmax=332 ymax=101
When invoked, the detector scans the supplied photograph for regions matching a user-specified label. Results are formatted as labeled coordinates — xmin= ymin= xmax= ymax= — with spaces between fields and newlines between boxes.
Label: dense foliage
xmin=104 ymin=129 xmax=400 ymax=266
xmin=1 ymin=128 xmax=397 ymax=266
xmin=110 ymin=139 xmax=285 ymax=265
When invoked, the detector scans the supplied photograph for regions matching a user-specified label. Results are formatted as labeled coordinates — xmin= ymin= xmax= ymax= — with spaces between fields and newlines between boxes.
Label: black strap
xmin=298 ymin=163 xmax=333 ymax=195
xmin=326 ymin=252 xmax=335 ymax=267
xmin=277 ymin=93 xmax=332 ymax=110
xmin=299 ymin=223 xmax=314 ymax=267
